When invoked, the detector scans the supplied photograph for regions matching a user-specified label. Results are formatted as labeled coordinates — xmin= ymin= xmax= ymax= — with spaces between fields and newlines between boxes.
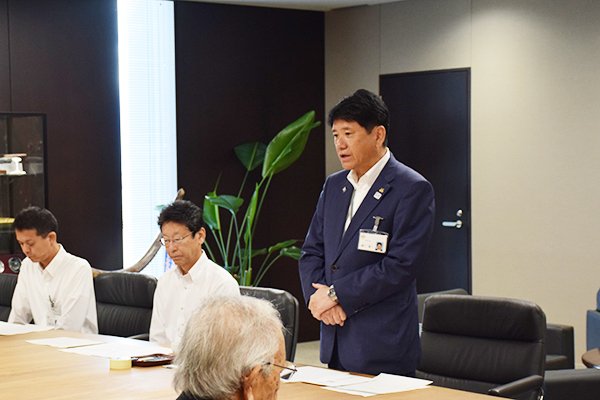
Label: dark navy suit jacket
xmin=299 ymin=152 xmax=435 ymax=375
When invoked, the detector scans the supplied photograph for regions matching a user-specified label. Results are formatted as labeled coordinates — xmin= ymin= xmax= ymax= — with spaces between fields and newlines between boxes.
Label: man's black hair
xmin=328 ymin=89 xmax=390 ymax=146
xmin=157 ymin=200 xmax=205 ymax=236
xmin=13 ymin=206 xmax=58 ymax=238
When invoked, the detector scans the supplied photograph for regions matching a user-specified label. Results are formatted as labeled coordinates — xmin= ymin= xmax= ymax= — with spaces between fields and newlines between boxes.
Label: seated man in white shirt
xmin=8 ymin=207 xmax=98 ymax=334
xmin=149 ymin=200 xmax=240 ymax=347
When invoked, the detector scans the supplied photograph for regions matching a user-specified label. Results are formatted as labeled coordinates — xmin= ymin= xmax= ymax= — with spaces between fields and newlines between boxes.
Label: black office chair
xmin=0 ymin=273 xmax=18 ymax=322
xmin=417 ymin=294 xmax=545 ymax=400
xmin=240 ymin=286 xmax=299 ymax=362
xmin=544 ymin=323 xmax=574 ymax=370
xmin=94 ymin=272 xmax=157 ymax=339
xmin=417 ymin=288 xmax=469 ymax=323
xmin=417 ymin=289 xmax=573 ymax=371
xmin=544 ymin=368 xmax=600 ymax=400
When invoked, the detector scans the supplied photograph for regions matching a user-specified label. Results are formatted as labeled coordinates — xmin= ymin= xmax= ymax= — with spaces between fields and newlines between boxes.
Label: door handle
xmin=442 ymin=220 xmax=462 ymax=229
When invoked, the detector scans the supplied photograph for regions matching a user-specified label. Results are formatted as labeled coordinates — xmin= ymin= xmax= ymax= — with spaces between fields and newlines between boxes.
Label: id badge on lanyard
xmin=47 ymin=296 xmax=60 ymax=327
xmin=358 ymin=216 xmax=388 ymax=253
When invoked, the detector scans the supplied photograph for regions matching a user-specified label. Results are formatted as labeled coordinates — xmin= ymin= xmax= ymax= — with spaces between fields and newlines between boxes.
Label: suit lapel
xmin=329 ymin=177 xmax=353 ymax=257
xmin=335 ymin=157 xmax=397 ymax=259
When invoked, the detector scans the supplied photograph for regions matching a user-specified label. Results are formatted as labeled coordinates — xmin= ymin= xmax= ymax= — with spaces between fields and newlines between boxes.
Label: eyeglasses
xmin=160 ymin=232 xmax=193 ymax=247
xmin=265 ymin=361 xmax=297 ymax=380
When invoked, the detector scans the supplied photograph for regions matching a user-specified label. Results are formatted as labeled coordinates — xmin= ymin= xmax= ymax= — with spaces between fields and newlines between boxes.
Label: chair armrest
xmin=128 ymin=333 xmax=149 ymax=341
xmin=488 ymin=375 xmax=544 ymax=398
xmin=545 ymin=369 xmax=600 ymax=399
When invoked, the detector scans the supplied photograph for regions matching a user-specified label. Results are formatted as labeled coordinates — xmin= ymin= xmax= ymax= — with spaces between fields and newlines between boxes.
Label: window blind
xmin=118 ymin=0 xmax=177 ymax=278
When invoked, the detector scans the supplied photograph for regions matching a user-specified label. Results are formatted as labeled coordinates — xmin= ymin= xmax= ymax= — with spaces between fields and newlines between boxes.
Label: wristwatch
xmin=328 ymin=285 xmax=338 ymax=303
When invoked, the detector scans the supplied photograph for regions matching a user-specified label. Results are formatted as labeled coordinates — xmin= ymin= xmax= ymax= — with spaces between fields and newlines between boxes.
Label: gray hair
xmin=173 ymin=296 xmax=283 ymax=400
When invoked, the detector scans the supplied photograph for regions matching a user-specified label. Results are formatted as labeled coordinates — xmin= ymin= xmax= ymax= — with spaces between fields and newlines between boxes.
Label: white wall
xmin=325 ymin=0 xmax=600 ymax=365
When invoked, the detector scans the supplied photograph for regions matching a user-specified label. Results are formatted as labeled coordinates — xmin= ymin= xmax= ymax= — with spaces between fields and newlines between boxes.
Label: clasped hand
xmin=308 ymin=283 xmax=347 ymax=326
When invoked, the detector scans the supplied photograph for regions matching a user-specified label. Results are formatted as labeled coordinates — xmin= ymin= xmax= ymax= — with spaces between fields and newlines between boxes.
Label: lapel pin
xmin=342 ymin=186 xmax=347 ymax=193
xmin=379 ymin=188 xmax=384 ymax=193
xmin=374 ymin=192 xmax=382 ymax=200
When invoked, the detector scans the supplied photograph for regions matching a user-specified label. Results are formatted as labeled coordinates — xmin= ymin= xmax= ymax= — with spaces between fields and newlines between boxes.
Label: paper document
xmin=286 ymin=366 xmax=432 ymax=396
xmin=0 ymin=321 xmax=53 ymax=335
xmin=326 ymin=373 xmax=432 ymax=396
xmin=324 ymin=387 xmax=377 ymax=397
xmin=26 ymin=337 xmax=104 ymax=348
xmin=60 ymin=342 xmax=173 ymax=359
xmin=285 ymin=366 xmax=372 ymax=386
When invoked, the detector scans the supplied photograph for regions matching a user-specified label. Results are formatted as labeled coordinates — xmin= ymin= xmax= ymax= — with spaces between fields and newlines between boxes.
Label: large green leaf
xmin=268 ymin=239 xmax=298 ymax=254
xmin=244 ymin=184 xmax=259 ymax=245
xmin=280 ymin=246 xmax=302 ymax=260
xmin=234 ymin=142 xmax=266 ymax=171
xmin=240 ymin=248 xmax=267 ymax=258
xmin=205 ymin=194 xmax=243 ymax=214
xmin=262 ymin=111 xmax=321 ymax=177
xmin=224 ymin=265 xmax=239 ymax=275
xmin=203 ymin=192 xmax=221 ymax=232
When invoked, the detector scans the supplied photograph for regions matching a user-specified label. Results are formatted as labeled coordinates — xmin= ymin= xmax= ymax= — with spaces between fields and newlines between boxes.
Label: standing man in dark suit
xmin=299 ymin=89 xmax=435 ymax=377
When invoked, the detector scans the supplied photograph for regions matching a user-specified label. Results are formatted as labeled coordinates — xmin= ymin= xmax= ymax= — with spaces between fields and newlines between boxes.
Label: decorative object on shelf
xmin=0 ymin=155 xmax=26 ymax=176
xmin=203 ymin=111 xmax=320 ymax=286
xmin=0 ymin=254 xmax=22 ymax=274
xmin=8 ymin=257 xmax=21 ymax=273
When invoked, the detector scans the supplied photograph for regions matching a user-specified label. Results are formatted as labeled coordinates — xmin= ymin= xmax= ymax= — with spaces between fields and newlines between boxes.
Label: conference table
xmin=1 ymin=329 xmax=489 ymax=400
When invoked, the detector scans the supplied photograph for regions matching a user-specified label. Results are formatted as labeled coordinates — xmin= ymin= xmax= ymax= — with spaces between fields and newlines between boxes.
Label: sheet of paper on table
xmin=285 ymin=366 xmax=432 ymax=397
xmin=284 ymin=366 xmax=372 ymax=386
xmin=325 ymin=373 xmax=432 ymax=396
xmin=0 ymin=321 xmax=53 ymax=335
xmin=26 ymin=337 xmax=105 ymax=348
xmin=59 ymin=342 xmax=173 ymax=359
xmin=324 ymin=387 xmax=378 ymax=397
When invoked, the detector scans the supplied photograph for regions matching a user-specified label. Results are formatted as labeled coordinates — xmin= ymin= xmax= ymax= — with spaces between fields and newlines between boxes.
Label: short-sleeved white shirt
xmin=149 ymin=251 xmax=239 ymax=346
xmin=8 ymin=244 xmax=98 ymax=334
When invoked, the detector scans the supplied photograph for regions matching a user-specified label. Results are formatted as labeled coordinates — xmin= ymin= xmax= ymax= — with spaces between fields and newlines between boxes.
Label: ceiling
xmin=183 ymin=0 xmax=401 ymax=12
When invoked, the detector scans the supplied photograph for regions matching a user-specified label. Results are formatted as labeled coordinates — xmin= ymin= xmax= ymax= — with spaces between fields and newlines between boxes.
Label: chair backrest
xmin=240 ymin=286 xmax=299 ymax=362
xmin=417 ymin=288 xmax=469 ymax=323
xmin=0 ymin=273 xmax=18 ymax=322
xmin=587 ymin=289 xmax=600 ymax=350
xmin=94 ymin=272 xmax=157 ymax=338
xmin=418 ymin=294 xmax=546 ymax=400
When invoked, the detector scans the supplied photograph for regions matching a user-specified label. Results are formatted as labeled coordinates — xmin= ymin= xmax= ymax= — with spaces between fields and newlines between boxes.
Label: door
xmin=380 ymin=69 xmax=471 ymax=293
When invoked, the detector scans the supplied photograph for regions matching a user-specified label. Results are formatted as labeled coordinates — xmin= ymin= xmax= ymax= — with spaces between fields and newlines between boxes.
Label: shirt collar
xmin=347 ymin=148 xmax=390 ymax=188
xmin=39 ymin=244 xmax=66 ymax=277
xmin=177 ymin=250 xmax=206 ymax=282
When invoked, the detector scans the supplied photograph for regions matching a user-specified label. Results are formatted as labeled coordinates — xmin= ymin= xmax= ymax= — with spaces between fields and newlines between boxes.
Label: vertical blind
xmin=118 ymin=0 xmax=177 ymax=278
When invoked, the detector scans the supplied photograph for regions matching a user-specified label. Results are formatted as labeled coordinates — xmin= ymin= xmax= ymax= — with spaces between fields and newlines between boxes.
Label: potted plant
xmin=202 ymin=111 xmax=320 ymax=286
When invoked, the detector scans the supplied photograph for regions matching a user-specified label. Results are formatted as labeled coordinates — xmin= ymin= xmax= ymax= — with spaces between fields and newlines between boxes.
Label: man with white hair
xmin=174 ymin=296 xmax=295 ymax=400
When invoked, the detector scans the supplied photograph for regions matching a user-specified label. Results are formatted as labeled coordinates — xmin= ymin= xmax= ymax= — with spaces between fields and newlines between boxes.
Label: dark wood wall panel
xmin=7 ymin=0 xmax=122 ymax=270
xmin=175 ymin=2 xmax=324 ymax=341
xmin=0 ymin=0 xmax=9 ymax=110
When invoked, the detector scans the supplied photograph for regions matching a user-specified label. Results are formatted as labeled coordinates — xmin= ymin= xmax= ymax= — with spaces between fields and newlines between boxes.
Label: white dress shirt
xmin=8 ymin=244 xmax=98 ymax=334
xmin=149 ymin=250 xmax=240 ymax=347
xmin=344 ymin=148 xmax=391 ymax=232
